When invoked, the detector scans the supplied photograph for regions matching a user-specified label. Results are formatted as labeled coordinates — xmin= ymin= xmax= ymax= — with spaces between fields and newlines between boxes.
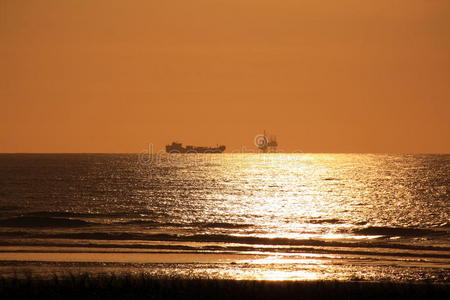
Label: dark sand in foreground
xmin=1 ymin=273 xmax=449 ymax=300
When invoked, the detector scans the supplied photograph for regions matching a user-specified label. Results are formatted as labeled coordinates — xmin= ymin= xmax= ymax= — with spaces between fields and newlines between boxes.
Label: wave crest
xmin=0 ymin=216 xmax=92 ymax=228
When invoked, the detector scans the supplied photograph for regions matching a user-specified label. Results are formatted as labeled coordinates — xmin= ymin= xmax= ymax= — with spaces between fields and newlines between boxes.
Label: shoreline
xmin=0 ymin=246 xmax=449 ymax=282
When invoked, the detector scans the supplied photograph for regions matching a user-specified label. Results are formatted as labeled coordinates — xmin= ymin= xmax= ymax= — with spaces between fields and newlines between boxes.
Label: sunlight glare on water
xmin=0 ymin=153 xmax=449 ymax=281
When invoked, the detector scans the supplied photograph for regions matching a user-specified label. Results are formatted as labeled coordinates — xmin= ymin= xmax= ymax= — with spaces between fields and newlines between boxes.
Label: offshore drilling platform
xmin=256 ymin=130 xmax=278 ymax=153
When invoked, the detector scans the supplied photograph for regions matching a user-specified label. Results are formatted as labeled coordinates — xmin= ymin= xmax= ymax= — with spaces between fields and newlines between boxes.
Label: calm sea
xmin=0 ymin=154 xmax=449 ymax=281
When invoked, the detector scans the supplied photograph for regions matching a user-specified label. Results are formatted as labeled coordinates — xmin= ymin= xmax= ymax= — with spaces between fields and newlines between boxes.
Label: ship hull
xmin=166 ymin=144 xmax=225 ymax=153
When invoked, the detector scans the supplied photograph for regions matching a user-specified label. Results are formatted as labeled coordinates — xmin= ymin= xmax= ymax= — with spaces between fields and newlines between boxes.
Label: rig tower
xmin=258 ymin=130 xmax=278 ymax=153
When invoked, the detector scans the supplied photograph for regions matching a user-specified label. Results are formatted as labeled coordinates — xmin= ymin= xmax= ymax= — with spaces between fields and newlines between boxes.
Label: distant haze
xmin=1 ymin=0 xmax=449 ymax=153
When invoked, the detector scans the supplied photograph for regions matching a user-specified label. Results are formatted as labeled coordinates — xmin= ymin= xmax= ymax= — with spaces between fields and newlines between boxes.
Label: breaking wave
xmin=353 ymin=226 xmax=449 ymax=237
xmin=0 ymin=216 xmax=93 ymax=228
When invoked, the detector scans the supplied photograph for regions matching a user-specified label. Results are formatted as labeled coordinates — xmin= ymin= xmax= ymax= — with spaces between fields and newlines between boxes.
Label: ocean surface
xmin=0 ymin=154 xmax=449 ymax=281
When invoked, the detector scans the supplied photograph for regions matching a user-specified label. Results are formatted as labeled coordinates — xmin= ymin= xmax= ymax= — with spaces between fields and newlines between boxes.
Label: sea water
xmin=0 ymin=154 xmax=449 ymax=281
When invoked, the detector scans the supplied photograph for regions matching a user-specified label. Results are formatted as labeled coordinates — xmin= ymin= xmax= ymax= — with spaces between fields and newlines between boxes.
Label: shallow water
xmin=0 ymin=154 xmax=449 ymax=281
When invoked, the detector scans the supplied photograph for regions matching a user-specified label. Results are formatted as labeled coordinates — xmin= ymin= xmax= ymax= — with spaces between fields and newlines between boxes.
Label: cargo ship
xmin=166 ymin=142 xmax=226 ymax=153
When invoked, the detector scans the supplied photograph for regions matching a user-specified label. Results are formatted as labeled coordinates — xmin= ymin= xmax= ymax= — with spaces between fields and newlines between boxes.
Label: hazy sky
xmin=1 ymin=0 xmax=449 ymax=153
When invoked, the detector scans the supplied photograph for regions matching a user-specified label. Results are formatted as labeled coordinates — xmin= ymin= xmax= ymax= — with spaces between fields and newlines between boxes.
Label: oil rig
xmin=256 ymin=130 xmax=278 ymax=153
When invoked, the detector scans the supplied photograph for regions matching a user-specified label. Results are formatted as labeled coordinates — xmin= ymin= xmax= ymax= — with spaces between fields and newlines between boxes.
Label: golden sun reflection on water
xmin=248 ymin=270 xmax=322 ymax=281
xmin=243 ymin=255 xmax=327 ymax=265
xmin=237 ymin=254 xmax=329 ymax=281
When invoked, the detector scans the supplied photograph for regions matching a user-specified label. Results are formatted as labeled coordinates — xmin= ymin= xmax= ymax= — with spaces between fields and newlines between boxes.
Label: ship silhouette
xmin=166 ymin=142 xmax=226 ymax=153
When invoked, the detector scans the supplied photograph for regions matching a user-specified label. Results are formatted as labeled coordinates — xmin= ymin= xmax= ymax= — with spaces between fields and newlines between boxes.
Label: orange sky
xmin=1 ymin=0 xmax=449 ymax=153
